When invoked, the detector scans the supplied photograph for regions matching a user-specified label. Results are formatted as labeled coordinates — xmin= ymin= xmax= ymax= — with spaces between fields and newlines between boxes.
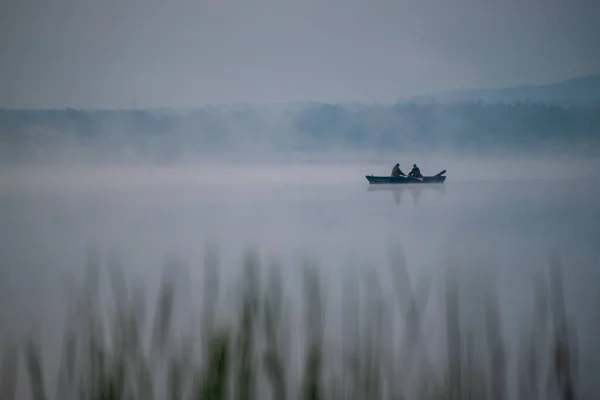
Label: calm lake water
xmin=1 ymin=156 xmax=600 ymax=396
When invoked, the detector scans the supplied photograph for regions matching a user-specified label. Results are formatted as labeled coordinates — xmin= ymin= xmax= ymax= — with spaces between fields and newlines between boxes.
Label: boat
xmin=365 ymin=169 xmax=447 ymax=184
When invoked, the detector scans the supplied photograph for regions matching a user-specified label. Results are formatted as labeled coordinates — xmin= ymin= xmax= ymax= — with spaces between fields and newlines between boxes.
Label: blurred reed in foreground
xmin=0 ymin=245 xmax=582 ymax=400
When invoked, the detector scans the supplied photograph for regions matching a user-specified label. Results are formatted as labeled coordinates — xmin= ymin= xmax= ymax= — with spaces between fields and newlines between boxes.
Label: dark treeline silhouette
xmin=1 ymin=101 xmax=599 ymax=162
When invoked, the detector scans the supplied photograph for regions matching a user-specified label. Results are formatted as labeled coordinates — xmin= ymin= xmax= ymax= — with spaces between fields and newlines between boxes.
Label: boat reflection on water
xmin=366 ymin=183 xmax=446 ymax=205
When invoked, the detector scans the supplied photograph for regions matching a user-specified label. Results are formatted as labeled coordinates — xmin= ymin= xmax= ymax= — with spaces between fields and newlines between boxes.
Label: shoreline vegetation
xmin=0 ymin=245 xmax=581 ymax=399
xmin=2 ymin=101 xmax=600 ymax=165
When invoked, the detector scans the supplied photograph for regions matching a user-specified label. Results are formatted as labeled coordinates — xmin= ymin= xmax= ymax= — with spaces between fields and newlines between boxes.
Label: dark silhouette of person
xmin=391 ymin=163 xmax=406 ymax=177
xmin=408 ymin=164 xmax=423 ymax=178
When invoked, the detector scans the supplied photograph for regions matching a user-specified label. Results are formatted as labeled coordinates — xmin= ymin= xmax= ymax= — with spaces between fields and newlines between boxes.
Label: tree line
xmin=1 ymin=101 xmax=599 ymax=161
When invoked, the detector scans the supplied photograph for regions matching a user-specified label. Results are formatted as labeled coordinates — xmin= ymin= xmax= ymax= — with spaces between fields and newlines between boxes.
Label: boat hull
xmin=365 ymin=175 xmax=446 ymax=184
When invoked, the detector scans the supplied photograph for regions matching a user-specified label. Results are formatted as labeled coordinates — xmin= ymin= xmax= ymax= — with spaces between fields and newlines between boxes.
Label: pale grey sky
xmin=1 ymin=0 xmax=599 ymax=108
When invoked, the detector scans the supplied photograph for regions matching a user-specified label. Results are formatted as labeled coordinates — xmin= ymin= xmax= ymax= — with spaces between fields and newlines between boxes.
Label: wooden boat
xmin=365 ymin=169 xmax=447 ymax=184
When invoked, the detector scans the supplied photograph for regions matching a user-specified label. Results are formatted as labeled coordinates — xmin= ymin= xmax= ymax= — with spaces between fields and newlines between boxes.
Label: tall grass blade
xmin=301 ymin=261 xmax=324 ymax=400
xmin=444 ymin=266 xmax=462 ymax=400
xmin=151 ymin=255 xmax=180 ymax=360
xmin=24 ymin=336 xmax=47 ymax=400
xmin=195 ymin=330 xmax=231 ymax=400
xmin=341 ymin=265 xmax=361 ymax=398
xmin=202 ymin=243 xmax=221 ymax=342
xmin=235 ymin=249 xmax=260 ymax=400
xmin=548 ymin=255 xmax=576 ymax=400
xmin=482 ymin=271 xmax=506 ymax=400
xmin=0 ymin=341 xmax=19 ymax=400
xmin=55 ymin=326 xmax=77 ymax=399
xmin=262 ymin=261 xmax=287 ymax=400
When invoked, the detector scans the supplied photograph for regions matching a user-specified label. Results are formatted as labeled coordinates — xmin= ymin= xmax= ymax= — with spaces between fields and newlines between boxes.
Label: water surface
xmin=1 ymin=157 xmax=599 ymax=396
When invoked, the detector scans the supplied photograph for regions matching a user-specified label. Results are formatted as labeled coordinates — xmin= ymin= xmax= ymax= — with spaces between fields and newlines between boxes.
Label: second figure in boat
xmin=408 ymin=164 xmax=423 ymax=178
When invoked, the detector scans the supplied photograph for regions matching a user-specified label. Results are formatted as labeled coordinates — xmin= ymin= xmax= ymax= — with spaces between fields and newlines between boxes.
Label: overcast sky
xmin=1 ymin=0 xmax=599 ymax=108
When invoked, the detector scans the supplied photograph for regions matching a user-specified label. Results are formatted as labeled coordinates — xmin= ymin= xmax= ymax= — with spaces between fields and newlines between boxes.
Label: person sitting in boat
xmin=408 ymin=164 xmax=423 ymax=178
xmin=391 ymin=163 xmax=405 ymax=177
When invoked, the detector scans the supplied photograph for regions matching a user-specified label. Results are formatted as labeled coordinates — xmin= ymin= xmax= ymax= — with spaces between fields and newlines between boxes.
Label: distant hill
xmin=406 ymin=74 xmax=600 ymax=106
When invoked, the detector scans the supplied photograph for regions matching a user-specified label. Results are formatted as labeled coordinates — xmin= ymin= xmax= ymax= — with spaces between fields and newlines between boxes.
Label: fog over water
xmin=1 ymin=152 xmax=600 ymax=398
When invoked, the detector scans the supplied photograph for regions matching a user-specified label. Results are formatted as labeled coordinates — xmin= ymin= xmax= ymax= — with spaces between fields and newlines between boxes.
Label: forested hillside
xmin=2 ymin=90 xmax=600 ymax=163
